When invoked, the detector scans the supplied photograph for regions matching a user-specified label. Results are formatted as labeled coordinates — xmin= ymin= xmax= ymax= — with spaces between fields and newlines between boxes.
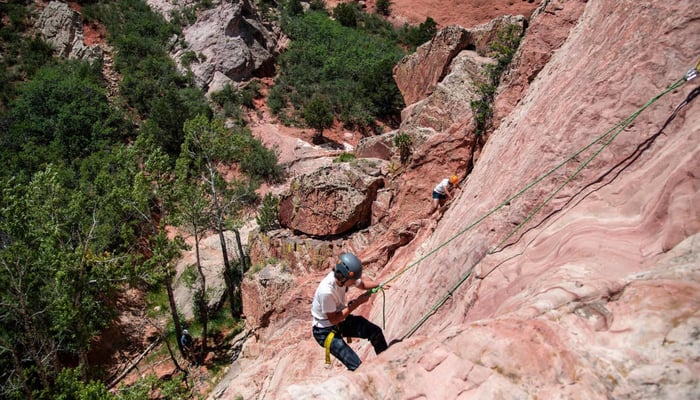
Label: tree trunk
xmin=193 ymin=228 xmax=208 ymax=362
xmin=1 ymin=337 xmax=34 ymax=399
xmin=233 ymin=228 xmax=247 ymax=271
xmin=165 ymin=269 xmax=184 ymax=356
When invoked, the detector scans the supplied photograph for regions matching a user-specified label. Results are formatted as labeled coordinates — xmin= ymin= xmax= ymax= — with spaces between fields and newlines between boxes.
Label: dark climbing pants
xmin=312 ymin=315 xmax=388 ymax=371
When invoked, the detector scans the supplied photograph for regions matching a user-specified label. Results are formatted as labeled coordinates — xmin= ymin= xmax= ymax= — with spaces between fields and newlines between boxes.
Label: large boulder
xmin=168 ymin=0 xmax=279 ymax=92
xmin=278 ymin=159 xmax=388 ymax=236
xmin=35 ymin=1 xmax=103 ymax=62
xmin=241 ymin=263 xmax=294 ymax=327
xmin=173 ymin=222 xmax=257 ymax=319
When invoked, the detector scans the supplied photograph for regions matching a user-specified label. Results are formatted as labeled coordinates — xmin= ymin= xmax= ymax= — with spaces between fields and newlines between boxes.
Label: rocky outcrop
xmin=492 ymin=0 xmax=587 ymax=131
xmin=166 ymin=0 xmax=279 ymax=92
xmin=393 ymin=16 xmax=525 ymax=107
xmin=398 ymin=50 xmax=495 ymax=140
xmin=212 ymin=0 xmax=700 ymax=399
xmin=172 ymin=222 xmax=257 ymax=320
xmin=278 ymin=159 xmax=388 ymax=236
xmin=241 ymin=262 xmax=294 ymax=327
xmin=35 ymin=1 xmax=103 ymax=62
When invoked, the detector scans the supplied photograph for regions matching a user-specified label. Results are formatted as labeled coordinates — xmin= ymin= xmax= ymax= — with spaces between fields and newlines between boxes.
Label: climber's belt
xmin=315 ymin=325 xmax=352 ymax=365
xmin=323 ymin=330 xmax=335 ymax=365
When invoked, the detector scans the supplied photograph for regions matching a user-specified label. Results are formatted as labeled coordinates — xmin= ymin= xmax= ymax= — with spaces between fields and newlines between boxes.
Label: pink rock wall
xmin=213 ymin=1 xmax=700 ymax=398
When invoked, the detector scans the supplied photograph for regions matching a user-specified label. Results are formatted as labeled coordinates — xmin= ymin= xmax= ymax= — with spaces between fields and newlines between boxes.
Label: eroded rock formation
xmin=35 ymin=1 xmax=103 ymax=62
xmin=147 ymin=0 xmax=279 ymax=92
xmin=393 ymin=16 xmax=525 ymax=107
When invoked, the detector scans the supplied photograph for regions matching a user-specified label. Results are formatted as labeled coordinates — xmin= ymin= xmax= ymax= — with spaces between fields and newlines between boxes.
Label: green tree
xmin=129 ymin=133 xmax=191 ymax=363
xmin=4 ymin=60 xmax=125 ymax=175
xmin=0 ymin=166 xmax=129 ymax=397
xmin=50 ymin=368 xmax=113 ymax=400
xmin=376 ymin=0 xmax=391 ymax=16
xmin=394 ymin=132 xmax=412 ymax=164
xmin=333 ymin=2 xmax=359 ymax=28
xmin=285 ymin=0 xmax=304 ymax=17
xmin=303 ymin=94 xmax=334 ymax=144
xmin=256 ymin=193 xmax=280 ymax=232
xmin=174 ymin=115 xmax=256 ymax=328
xmin=148 ymin=87 xmax=213 ymax=159
xmin=171 ymin=158 xmax=214 ymax=363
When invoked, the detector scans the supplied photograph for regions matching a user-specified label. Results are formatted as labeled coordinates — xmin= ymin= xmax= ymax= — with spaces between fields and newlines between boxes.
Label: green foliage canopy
xmin=274 ymin=11 xmax=405 ymax=130
xmin=4 ymin=60 xmax=127 ymax=176
xmin=85 ymin=0 xmax=211 ymax=158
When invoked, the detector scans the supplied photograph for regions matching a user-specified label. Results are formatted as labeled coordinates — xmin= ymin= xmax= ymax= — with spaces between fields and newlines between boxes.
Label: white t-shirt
xmin=433 ymin=178 xmax=451 ymax=194
xmin=311 ymin=271 xmax=361 ymax=328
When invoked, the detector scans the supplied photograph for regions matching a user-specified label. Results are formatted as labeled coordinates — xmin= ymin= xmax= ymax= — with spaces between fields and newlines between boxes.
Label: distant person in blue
xmin=180 ymin=329 xmax=195 ymax=363
xmin=430 ymin=174 xmax=459 ymax=217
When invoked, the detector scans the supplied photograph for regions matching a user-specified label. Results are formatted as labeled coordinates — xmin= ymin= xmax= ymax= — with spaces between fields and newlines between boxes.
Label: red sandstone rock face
xmin=492 ymin=0 xmax=588 ymax=132
xmin=214 ymin=1 xmax=700 ymax=399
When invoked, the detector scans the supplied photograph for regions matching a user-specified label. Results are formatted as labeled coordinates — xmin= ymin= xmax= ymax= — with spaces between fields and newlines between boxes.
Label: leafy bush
xmin=284 ymin=0 xmax=304 ymax=17
xmin=239 ymin=80 xmax=261 ymax=108
xmin=211 ymin=83 xmax=239 ymax=106
xmin=180 ymin=50 xmax=199 ymax=67
xmin=303 ymin=94 xmax=334 ymax=141
xmin=267 ymin=84 xmax=286 ymax=114
xmin=0 ymin=4 xmax=52 ymax=105
xmin=211 ymin=81 xmax=261 ymax=120
xmin=333 ymin=2 xmax=360 ymax=28
xmin=49 ymin=368 xmax=113 ymax=400
xmin=394 ymin=132 xmax=412 ymax=164
xmin=5 ymin=60 xmax=126 ymax=174
xmin=226 ymin=128 xmax=282 ymax=182
xmin=376 ymin=0 xmax=392 ymax=16
xmin=470 ymin=24 xmax=522 ymax=136
xmin=397 ymin=17 xmax=437 ymax=48
xmin=256 ymin=193 xmax=280 ymax=232
xmin=333 ymin=152 xmax=356 ymax=162
xmin=19 ymin=35 xmax=54 ymax=78
xmin=309 ymin=0 xmax=327 ymax=11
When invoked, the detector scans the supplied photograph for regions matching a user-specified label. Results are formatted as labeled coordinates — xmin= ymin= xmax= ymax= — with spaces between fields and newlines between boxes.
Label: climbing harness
xmin=323 ymin=330 xmax=335 ymax=365
xmin=323 ymin=328 xmax=352 ymax=365
xmin=363 ymin=61 xmax=700 ymax=341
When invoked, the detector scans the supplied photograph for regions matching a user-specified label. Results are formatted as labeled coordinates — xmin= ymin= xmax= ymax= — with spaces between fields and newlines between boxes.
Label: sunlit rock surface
xmin=212 ymin=0 xmax=699 ymax=398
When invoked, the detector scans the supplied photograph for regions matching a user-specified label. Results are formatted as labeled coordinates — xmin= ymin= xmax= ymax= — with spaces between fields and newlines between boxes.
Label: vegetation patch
xmin=470 ymin=24 xmax=522 ymax=136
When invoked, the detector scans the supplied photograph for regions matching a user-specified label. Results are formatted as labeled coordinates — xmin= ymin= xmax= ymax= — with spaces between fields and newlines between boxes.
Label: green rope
xmin=401 ymin=268 xmax=474 ymax=340
xmin=369 ymin=73 xmax=691 ymax=340
xmin=489 ymin=77 xmax=687 ymax=253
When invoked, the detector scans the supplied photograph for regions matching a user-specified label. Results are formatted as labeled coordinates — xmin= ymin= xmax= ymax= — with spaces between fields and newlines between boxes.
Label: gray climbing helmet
xmin=334 ymin=252 xmax=362 ymax=281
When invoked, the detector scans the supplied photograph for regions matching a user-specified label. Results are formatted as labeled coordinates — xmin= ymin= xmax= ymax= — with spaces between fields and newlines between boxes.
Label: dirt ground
xmin=328 ymin=0 xmax=538 ymax=29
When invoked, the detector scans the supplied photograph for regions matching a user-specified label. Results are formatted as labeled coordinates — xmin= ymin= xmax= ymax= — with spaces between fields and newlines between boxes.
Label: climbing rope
xmin=489 ymin=74 xmax=689 ymax=253
xmin=368 ymin=63 xmax=698 ymax=341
